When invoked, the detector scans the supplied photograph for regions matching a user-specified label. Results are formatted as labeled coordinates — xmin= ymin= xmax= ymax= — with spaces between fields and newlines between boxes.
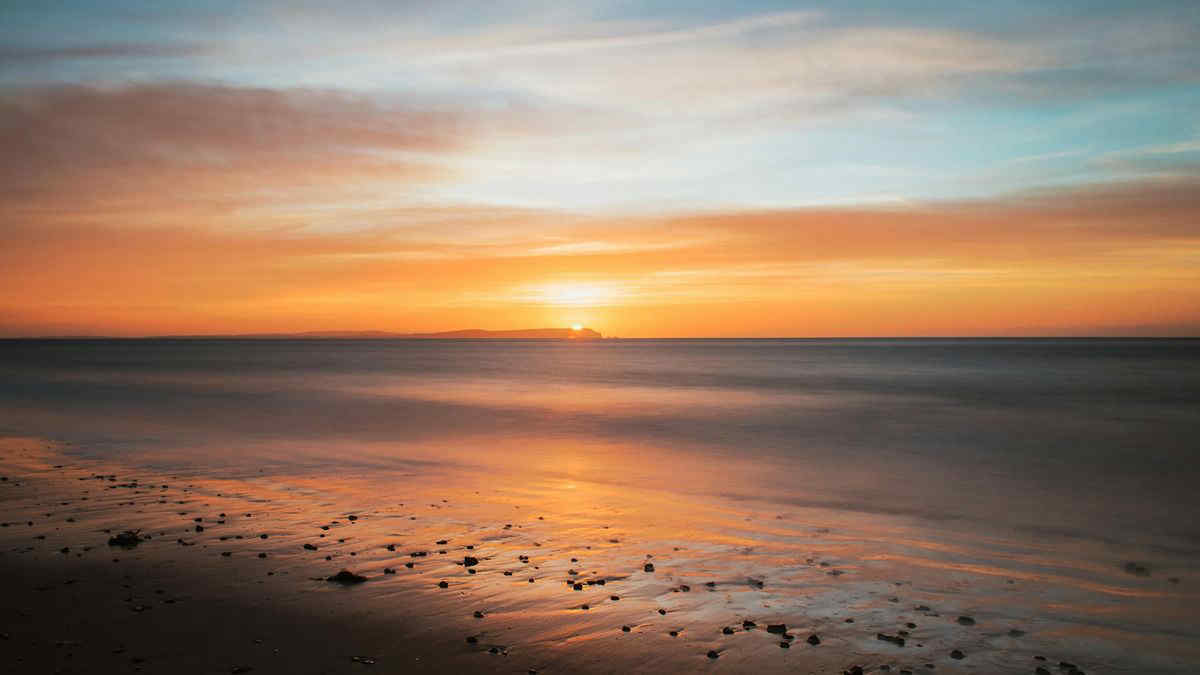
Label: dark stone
xmin=107 ymin=530 xmax=143 ymax=548
xmin=383 ymin=568 xmax=396 ymax=574
xmin=465 ymin=636 xmax=477 ymax=644
xmin=303 ymin=543 xmax=318 ymax=551
xmin=956 ymin=616 xmax=975 ymax=626
xmin=386 ymin=544 xmax=395 ymax=551
xmin=767 ymin=624 xmax=787 ymax=634
xmin=347 ymin=515 xmax=358 ymax=521
xmin=1036 ymin=668 xmax=1051 ymax=675
xmin=679 ymin=584 xmax=690 ymax=592
xmin=464 ymin=556 xmax=479 ymax=567
xmin=722 ymin=627 xmax=735 ymax=635
xmin=195 ymin=525 xmax=204 ymax=532
xmin=669 ymin=631 xmax=678 ymax=637
xmin=438 ymin=581 xmax=448 ymax=588
xmin=779 ymin=641 xmax=790 ymax=649
xmin=437 ymin=539 xmax=447 ymax=545
xmin=950 ymin=649 xmax=965 ymax=659
xmin=621 ymin=625 xmax=631 ymax=632
xmin=877 ymin=633 xmax=906 ymax=646
xmin=1123 ymin=561 xmax=1151 ymax=577
xmin=643 ymin=563 xmax=654 ymax=572
xmin=610 ymin=595 xmax=619 ymax=601
xmin=659 ymin=609 xmax=667 ymax=615
xmin=807 ymin=634 xmax=820 ymax=645
xmin=474 ymin=611 xmax=485 ymax=618
xmin=327 ymin=570 xmax=367 ymax=584
xmin=221 ymin=551 xmax=232 ymax=557
xmin=742 ymin=620 xmax=756 ymax=629
xmin=405 ymin=562 xmax=415 ymax=568
xmin=707 ymin=650 xmax=719 ymax=659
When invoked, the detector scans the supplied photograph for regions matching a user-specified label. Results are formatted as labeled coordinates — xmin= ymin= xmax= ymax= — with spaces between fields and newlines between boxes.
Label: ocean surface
xmin=1 ymin=338 xmax=1198 ymax=671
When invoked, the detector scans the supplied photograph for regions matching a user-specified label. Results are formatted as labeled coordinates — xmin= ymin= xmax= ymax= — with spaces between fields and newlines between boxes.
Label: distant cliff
xmin=163 ymin=328 xmax=604 ymax=340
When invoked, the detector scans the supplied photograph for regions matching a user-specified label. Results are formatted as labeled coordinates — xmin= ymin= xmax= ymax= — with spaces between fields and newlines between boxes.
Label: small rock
xmin=767 ymin=624 xmax=787 ymax=634
xmin=643 ymin=563 xmax=654 ymax=572
xmin=742 ymin=620 xmax=756 ymax=629
xmin=807 ymin=634 xmax=820 ymax=645
xmin=877 ymin=633 xmax=906 ymax=646
xmin=956 ymin=616 xmax=975 ymax=626
xmin=326 ymin=570 xmax=367 ymax=584
xmin=779 ymin=641 xmax=790 ymax=649
xmin=464 ymin=556 xmax=479 ymax=567
xmin=707 ymin=649 xmax=719 ymax=659
xmin=438 ymin=581 xmax=449 ymax=588
xmin=621 ymin=625 xmax=631 ymax=632
xmin=303 ymin=543 xmax=317 ymax=551
xmin=950 ymin=649 xmax=965 ymax=660
xmin=722 ymin=626 xmax=735 ymax=635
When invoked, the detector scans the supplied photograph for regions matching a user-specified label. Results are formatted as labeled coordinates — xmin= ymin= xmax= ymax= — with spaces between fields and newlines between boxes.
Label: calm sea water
xmin=1 ymin=338 xmax=1198 ymax=549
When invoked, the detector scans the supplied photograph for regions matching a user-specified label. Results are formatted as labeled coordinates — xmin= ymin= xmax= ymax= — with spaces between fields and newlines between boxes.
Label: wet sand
xmin=1 ymin=437 xmax=1195 ymax=674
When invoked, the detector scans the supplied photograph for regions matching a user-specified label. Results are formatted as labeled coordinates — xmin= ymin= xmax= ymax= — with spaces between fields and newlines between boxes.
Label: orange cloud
xmin=1 ymin=177 xmax=1197 ymax=337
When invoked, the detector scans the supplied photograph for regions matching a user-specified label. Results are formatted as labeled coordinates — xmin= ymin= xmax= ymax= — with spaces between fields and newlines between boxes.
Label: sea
xmin=1 ymin=337 xmax=1197 ymax=671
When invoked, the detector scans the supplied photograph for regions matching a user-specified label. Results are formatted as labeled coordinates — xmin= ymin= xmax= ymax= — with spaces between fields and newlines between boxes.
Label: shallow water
xmin=1 ymin=338 xmax=1198 ymax=672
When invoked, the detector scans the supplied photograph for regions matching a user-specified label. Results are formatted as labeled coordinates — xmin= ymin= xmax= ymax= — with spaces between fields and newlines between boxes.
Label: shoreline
xmin=1 ymin=437 xmax=1195 ymax=674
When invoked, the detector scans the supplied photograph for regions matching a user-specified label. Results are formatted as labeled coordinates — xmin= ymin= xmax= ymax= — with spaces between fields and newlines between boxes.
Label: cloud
xmin=0 ymin=84 xmax=466 ymax=223
xmin=0 ymin=43 xmax=210 ymax=64
xmin=1 ymin=176 xmax=1197 ymax=336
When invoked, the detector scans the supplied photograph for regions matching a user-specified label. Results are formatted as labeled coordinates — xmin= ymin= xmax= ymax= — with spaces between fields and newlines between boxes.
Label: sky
xmin=1 ymin=0 xmax=1198 ymax=337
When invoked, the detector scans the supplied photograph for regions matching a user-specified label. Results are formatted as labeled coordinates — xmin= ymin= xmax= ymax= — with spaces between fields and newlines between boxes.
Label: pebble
xmin=807 ymin=634 xmax=821 ymax=645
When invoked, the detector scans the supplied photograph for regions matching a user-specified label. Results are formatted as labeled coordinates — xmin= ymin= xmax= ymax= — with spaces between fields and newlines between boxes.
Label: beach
xmin=1 ymin=339 xmax=1198 ymax=674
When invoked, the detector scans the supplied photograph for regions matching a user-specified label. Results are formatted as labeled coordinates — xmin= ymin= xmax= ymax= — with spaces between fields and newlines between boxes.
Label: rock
xmin=573 ymin=583 xmax=583 ymax=590
xmin=260 ymin=534 xmax=268 ymax=539
xmin=1036 ymin=668 xmax=1051 ymax=675
xmin=877 ymin=633 xmax=906 ymax=646
xmin=679 ymin=584 xmax=690 ymax=592
xmin=742 ymin=620 xmax=756 ymax=629
xmin=350 ymin=656 xmax=375 ymax=665
xmin=303 ymin=543 xmax=318 ymax=551
xmin=474 ymin=611 xmax=485 ymax=618
xmin=722 ymin=627 xmax=735 ymax=635
xmin=258 ymin=552 xmax=267 ymax=559
xmin=438 ymin=581 xmax=449 ymax=588
xmin=767 ymin=624 xmax=787 ymax=634
xmin=1008 ymin=628 xmax=1024 ymax=637
xmin=950 ymin=649 xmax=965 ymax=659
xmin=221 ymin=551 xmax=232 ymax=557
xmin=807 ymin=634 xmax=821 ymax=645
xmin=659 ymin=609 xmax=667 ymax=615
xmin=956 ymin=616 xmax=975 ymax=626
xmin=347 ymin=515 xmax=358 ymax=521
xmin=581 ymin=604 xmax=589 ymax=610
xmin=383 ymin=568 xmax=396 ymax=574
xmin=669 ymin=631 xmax=678 ymax=637
xmin=195 ymin=525 xmax=204 ymax=532
xmin=463 ymin=556 xmax=479 ymax=567
xmin=707 ymin=650 xmax=719 ymax=659
xmin=466 ymin=636 xmax=477 ymax=644
xmin=844 ymin=667 xmax=864 ymax=675
xmin=643 ymin=563 xmax=654 ymax=572
xmin=405 ymin=562 xmax=414 ymax=568
xmin=779 ymin=641 xmax=790 ymax=648
xmin=327 ymin=570 xmax=367 ymax=584
xmin=610 ymin=595 xmax=620 ymax=601
xmin=621 ymin=625 xmax=631 ymax=632
xmin=1123 ymin=561 xmax=1151 ymax=577
xmin=107 ymin=530 xmax=143 ymax=548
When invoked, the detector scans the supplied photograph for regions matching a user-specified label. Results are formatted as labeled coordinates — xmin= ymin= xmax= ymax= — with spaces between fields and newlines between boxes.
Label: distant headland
xmin=156 ymin=328 xmax=605 ymax=340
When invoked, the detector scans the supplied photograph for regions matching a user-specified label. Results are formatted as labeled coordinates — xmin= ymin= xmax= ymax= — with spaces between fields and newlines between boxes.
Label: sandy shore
xmin=1 ymin=437 xmax=1194 ymax=674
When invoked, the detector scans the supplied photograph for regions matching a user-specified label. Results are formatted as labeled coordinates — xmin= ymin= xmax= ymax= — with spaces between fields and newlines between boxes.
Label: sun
xmin=571 ymin=323 xmax=583 ymax=331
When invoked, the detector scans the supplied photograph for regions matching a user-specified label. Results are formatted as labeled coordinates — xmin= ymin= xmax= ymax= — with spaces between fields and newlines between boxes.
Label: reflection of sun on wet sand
xmin=0 ymin=437 xmax=1192 ymax=674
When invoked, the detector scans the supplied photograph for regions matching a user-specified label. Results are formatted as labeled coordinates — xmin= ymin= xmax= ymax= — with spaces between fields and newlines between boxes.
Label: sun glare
xmin=571 ymin=323 xmax=583 ymax=331
xmin=537 ymin=283 xmax=618 ymax=307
